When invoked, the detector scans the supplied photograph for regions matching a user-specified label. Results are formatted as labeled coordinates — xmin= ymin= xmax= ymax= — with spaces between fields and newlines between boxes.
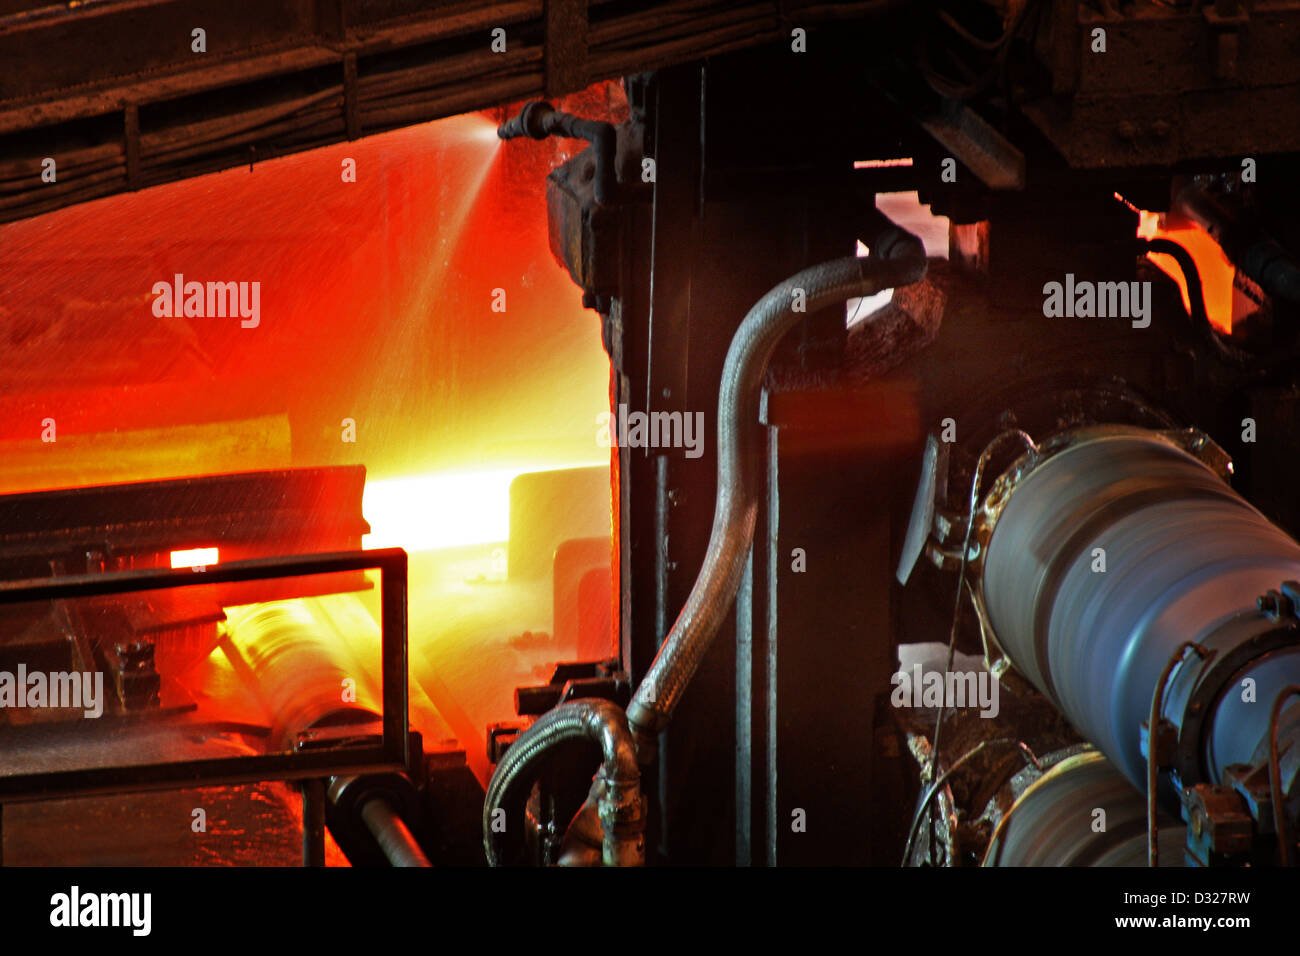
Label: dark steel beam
xmin=0 ymin=0 xmax=894 ymax=225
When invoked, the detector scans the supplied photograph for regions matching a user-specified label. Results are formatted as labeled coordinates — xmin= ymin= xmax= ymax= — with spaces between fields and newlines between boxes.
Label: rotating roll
xmin=984 ymin=750 xmax=1186 ymax=866
xmin=975 ymin=426 xmax=1300 ymax=795
xmin=223 ymin=596 xmax=381 ymax=750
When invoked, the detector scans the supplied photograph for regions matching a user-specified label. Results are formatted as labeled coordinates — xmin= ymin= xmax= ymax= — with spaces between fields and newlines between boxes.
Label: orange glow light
xmin=1136 ymin=209 xmax=1236 ymax=333
xmin=854 ymin=158 xmax=915 ymax=168
xmin=362 ymin=463 xmax=604 ymax=553
xmin=171 ymin=547 xmax=219 ymax=568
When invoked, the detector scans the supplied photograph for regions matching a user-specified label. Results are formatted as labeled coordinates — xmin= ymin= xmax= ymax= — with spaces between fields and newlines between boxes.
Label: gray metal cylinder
xmin=981 ymin=429 xmax=1300 ymax=790
xmin=984 ymin=750 xmax=1186 ymax=866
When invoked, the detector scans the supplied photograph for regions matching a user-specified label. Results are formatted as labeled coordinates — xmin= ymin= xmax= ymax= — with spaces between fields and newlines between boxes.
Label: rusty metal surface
xmin=0 ymin=724 xmax=348 ymax=864
xmin=917 ymin=99 xmax=1024 ymax=190
xmin=546 ymin=0 xmax=590 ymax=97
xmin=3 ymin=780 xmax=351 ymax=866
xmin=0 ymin=467 xmax=369 ymax=572
xmin=0 ymin=0 xmax=893 ymax=225
xmin=5 ymin=0 xmax=1297 ymax=224
xmin=1024 ymin=0 xmax=1300 ymax=168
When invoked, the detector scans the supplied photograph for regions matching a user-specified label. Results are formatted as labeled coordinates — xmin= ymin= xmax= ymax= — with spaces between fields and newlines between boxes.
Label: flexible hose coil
xmin=482 ymin=698 xmax=641 ymax=866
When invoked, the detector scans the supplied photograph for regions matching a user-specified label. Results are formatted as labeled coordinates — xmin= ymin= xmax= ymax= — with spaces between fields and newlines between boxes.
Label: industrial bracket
xmin=1203 ymin=0 xmax=1250 ymax=81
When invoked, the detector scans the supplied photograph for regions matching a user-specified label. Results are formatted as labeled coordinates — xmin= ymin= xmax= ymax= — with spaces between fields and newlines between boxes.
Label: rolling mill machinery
xmin=1 ymin=0 xmax=1300 ymax=871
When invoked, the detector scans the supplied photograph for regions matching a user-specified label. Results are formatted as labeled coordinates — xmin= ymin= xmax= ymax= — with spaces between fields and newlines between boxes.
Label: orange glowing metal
xmin=362 ymin=470 xmax=514 ymax=552
xmin=854 ymin=158 xmax=915 ymax=168
xmin=362 ymin=463 xmax=604 ymax=553
xmin=1134 ymin=207 xmax=1236 ymax=333
xmin=171 ymin=547 xmax=219 ymax=568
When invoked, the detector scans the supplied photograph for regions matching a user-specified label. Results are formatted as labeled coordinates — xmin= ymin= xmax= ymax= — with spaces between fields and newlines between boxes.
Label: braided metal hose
xmin=626 ymin=247 xmax=928 ymax=746
xmin=482 ymin=699 xmax=643 ymax=866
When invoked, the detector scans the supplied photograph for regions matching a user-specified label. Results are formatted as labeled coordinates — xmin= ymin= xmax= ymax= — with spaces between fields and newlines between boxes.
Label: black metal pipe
xmin=302 ymin=778 xmax=326 ymax=867
xmin=360 ymin=796 xmax=431 ymax=868
xmin=498 ymin=100 xmax=616 ymax=205
xmin=861 ymin=205 xmax=926 ymax=262
xmin=1134 ymin=236 xmax=1300 ymax=370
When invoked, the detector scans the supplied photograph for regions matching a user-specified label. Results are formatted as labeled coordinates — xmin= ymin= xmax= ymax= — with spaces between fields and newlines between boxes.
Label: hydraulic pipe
xmin=626 ymin=236 xmax=927 ymax=746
